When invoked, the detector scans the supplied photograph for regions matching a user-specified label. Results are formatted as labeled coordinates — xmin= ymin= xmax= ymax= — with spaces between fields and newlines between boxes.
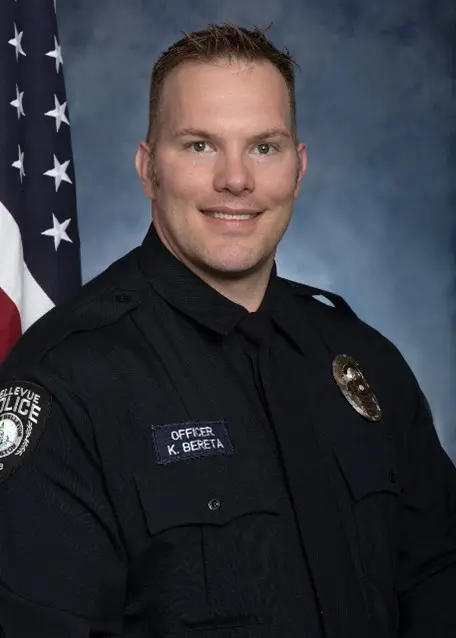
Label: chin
xmin=201 ymin=256 xmax=263 ymax=278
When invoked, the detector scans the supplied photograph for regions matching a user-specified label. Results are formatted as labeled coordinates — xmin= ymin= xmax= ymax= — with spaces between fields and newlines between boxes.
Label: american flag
xmin=0 ymin=0 xmax=82 ymax=362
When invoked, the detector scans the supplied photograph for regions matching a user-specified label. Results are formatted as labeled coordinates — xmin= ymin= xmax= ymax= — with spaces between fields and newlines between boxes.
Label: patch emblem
xmin=332 ymin=354 xmax=382 ymax=422
xmin=0 ymin=381 xmax=51 ymax=482
xmin=152 ymin=420 xmax=235 ymax=465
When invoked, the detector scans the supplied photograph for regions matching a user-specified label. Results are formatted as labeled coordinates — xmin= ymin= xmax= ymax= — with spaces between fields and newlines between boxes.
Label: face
xmin=136 ymin=58 xmax=307 ymax=282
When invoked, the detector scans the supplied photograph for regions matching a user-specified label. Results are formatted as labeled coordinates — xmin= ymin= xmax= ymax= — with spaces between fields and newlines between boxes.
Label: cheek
xmin=159 ymin=159 xmax=208 ymax=201
xmin=260 ymin=168 xmax=298 ymax=204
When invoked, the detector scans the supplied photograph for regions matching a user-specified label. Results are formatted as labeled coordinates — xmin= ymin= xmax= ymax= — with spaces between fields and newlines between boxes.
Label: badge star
xmin=12 ymin=145 xmax=25 ymax=182
xmin=43 ymin=154 xmax=72 ymax=191
xmin=45 ymin=36 xmax=63 ymax=73
xmin=10 ymin=85 xmax=25 ymax=119
xmin=45 ymin=94 xmax=69 ymax=132
xmin=8 ymin=23 xmax=26 ymax=60
xmin=42 ymin=214 xmax=73 ymax=251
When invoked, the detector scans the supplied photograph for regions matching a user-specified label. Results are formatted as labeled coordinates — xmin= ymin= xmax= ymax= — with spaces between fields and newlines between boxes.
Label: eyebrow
xmin=172 ymin=127 xmax=291 ymax=142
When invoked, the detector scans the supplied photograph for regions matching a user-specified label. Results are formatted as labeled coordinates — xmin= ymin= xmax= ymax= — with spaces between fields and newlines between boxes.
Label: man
xmin=0 ymin=23 xmax=455 ymax=638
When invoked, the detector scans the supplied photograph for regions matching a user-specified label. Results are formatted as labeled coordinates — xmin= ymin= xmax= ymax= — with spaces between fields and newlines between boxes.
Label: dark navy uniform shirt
xmin=0 ymin=224 xmax=455 ymax=638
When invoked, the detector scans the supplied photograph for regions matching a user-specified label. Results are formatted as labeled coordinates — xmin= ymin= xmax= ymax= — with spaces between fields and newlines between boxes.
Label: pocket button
xmin=388 ymin=471 xmax=397 ymax=484
xmin=208 ymin=498 xmax=221 ymax=511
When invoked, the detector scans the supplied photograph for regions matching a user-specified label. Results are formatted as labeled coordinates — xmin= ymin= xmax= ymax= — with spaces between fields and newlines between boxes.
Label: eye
xmin=256 ymin=143 xmax=276 ymax=155
xmin=189 ymin=141 xmax=211 ymax=153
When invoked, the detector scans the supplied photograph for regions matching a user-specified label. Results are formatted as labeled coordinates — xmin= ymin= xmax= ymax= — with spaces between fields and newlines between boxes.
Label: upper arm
xmin=0 ymin=372 xmax=127 ymax=635
xmin=395 ymin=388 xmax=456 ymax=591
xmin=395 ymin=381 xmax=456 ymax=636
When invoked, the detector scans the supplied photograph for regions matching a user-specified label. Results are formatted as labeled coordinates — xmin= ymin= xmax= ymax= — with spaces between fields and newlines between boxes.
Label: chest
xmin=78 ymin=311 xmax=404 ymax=633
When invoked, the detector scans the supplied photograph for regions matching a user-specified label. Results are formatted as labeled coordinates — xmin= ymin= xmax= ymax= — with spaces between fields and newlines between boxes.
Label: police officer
xmin=1 ymin=23 xmax=455 ymax=638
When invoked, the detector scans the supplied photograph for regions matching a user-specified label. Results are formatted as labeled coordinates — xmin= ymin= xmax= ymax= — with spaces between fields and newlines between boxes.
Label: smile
xmin=203 ymin=212 xmax=260 ymax=220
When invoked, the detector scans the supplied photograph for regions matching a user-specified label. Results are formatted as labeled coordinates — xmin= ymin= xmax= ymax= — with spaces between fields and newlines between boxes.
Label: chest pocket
xmin=133 ymin=454 xmax=283 ymax=635
xmin=333 ymin=436 xmax=402 ymax=590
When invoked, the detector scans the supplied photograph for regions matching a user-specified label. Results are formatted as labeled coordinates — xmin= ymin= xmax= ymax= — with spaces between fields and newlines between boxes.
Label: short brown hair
xmin=146 ymin=23 xmax=299 ymax=147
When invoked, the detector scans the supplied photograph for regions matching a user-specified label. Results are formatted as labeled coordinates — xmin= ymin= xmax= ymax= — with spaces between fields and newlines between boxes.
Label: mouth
xmin=200 ymin=208 xmax=262 ymax=221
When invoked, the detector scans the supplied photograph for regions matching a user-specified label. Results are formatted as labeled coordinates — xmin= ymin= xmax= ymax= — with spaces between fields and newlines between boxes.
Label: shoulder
xmin=0 ymin=252 xmax=149 ymax=486
xmin=278 ymin=275 xmax=410 ymax=368
xmin=1 ymin=247 xmax=147 ymax=379
xmin=279 ymin=276 xmax=356 ymax=317
xmin=278 ymin=275 xmax=426 ymax=422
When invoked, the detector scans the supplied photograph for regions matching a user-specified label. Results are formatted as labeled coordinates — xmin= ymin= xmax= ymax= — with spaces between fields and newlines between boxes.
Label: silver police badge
xmin=332 ymin=354 xmax=382 ymax=422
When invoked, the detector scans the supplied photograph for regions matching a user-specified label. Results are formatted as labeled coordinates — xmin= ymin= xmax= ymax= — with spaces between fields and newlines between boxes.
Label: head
xmin=135 ymin=23 xmax=307 ymax=285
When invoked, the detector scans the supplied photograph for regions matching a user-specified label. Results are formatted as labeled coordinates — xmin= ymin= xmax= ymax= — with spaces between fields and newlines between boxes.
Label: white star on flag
xmin=43 ymin=154 xmax=72 ymax=191
xmin=1 ymin=0 xmax=82 ymax=362
xmin=41 ymin=214 xmax=73 ymax=251
xmin=45 ymin=94 xmax=69 ymax=131
xmin=12 ymin=145 xmax=25 ymax=182
xmin=10 ymin=85 xmax=25 ymax=119
xmin=8 ymin=23 xmax=26 ymax=60
xmin=45 ymin=36 xmax=63 ymax=73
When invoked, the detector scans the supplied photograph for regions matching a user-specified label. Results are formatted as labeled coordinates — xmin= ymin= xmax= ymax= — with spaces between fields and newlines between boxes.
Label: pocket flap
xmin=135 ymin=459 xmax=281 ymax=537
xmin=333 ymin=436 xmax=402 ymax=501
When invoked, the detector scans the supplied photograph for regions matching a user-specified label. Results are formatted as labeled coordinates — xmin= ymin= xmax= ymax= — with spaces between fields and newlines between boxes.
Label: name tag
xmin=152 ymin=420 xmax=234 ymax=464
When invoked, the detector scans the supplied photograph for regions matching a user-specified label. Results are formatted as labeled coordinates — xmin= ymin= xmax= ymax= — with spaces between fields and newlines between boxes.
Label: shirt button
xmin=208 ymin=498 xmax=221 ymax=511
xmin=389 ymin=471 xmax=397 ymax=483
xmin=115 ymin=293 xmax=131 ymax=303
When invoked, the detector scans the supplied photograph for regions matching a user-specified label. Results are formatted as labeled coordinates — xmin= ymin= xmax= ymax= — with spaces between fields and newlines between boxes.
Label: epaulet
xmin=1 ymin=252 xmax=143 ymax=371
xmin=281 ymin=278 xmax=357 ymax=316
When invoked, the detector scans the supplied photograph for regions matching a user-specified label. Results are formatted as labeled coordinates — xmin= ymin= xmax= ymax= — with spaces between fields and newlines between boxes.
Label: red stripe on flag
xmin=0 ymin=287 xmax=22 ymax=362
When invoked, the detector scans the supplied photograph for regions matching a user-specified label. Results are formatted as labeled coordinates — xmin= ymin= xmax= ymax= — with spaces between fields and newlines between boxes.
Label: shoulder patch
xmin=0 ymin=381 xmax=51 ymax=483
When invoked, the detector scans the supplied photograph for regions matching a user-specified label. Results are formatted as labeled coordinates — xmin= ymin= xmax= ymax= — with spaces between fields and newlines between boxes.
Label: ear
xmin=293 ymin=142 xmax=307 ymax=200
xmin=135 ymin=141 xmax=156 ymax=199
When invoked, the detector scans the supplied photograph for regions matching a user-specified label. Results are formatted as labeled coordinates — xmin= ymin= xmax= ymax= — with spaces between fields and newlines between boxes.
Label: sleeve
xmin=395 ymin=382 xmax=456 ymax=638
xmin=0 ymin=370 xmax=127 ymax=637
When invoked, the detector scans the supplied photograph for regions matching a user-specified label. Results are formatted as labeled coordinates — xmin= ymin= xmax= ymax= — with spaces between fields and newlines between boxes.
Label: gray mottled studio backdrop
xmin=58 ymin=0 xmax=456 ymax=462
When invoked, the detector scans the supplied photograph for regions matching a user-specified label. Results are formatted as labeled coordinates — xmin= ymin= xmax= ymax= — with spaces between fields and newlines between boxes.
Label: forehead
xmin=158 ymin=59 xmax=292 ymax=133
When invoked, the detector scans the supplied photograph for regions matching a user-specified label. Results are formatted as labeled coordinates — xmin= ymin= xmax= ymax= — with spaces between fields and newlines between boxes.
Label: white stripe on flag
xmin=0 ymin=200 xmax=54 ymax=332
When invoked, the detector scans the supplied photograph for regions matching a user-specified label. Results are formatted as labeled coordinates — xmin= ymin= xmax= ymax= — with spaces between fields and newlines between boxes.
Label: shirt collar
xmin=137 ymin=223 xmax=281 ymax=336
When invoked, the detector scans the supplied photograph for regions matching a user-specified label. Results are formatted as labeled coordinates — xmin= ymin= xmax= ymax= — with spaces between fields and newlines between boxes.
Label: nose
xmin=213 ymin=153 xmax=255 ymax=195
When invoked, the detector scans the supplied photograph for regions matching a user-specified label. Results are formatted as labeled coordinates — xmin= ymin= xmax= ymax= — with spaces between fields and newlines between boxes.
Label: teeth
xmin=206 ymin=212 xmax=257 ymax=220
